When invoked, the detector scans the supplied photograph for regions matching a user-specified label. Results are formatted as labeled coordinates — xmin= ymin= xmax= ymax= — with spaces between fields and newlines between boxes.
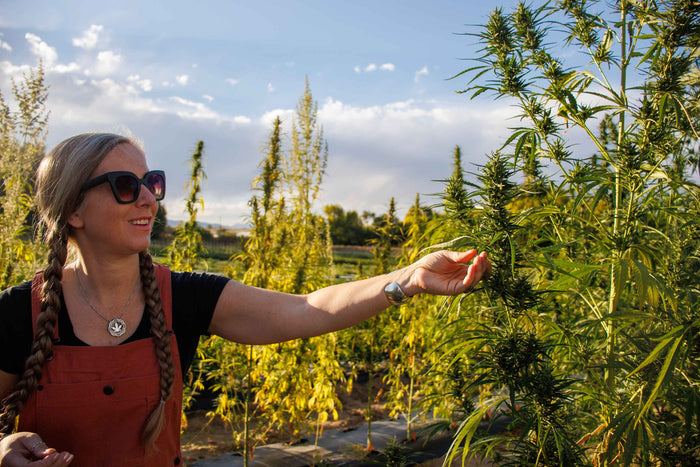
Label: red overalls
xmin=18 ymin=264 xmax=184 ymax=466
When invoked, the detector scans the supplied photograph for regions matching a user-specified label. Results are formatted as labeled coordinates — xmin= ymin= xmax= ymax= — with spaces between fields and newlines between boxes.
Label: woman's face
xmin=68 ymin=143 xmax=159 ymax=258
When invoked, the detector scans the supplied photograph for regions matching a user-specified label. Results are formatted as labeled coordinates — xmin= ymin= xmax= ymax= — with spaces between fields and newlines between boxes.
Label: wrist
xmin=384 ymin=266 xmax=420 ymax=305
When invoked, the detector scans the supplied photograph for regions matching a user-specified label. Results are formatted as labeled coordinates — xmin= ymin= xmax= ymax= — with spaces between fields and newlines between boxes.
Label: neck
xmin=69 ymin=252 xmax=142 ymax=300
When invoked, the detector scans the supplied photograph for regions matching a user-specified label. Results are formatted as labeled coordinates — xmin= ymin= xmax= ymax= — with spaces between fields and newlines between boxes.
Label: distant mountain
xmin=167 ymin=219 xmax=250 ymax=230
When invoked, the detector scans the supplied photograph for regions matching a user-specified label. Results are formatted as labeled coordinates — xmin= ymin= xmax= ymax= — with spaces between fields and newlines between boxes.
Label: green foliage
xmin=383 ymin=194 xmax=438 ymax=442
xmin=0 ymin=64 xmax=48 ymax=289
xmin=166 ymin=141 xmax=206 ymax=272
xmin=250 ymin=81 xmax=340 ymax=444
xmin=324 ymin=204 xmax=373 ymax=245
xmin=437 ymin=1 xmax=700 ymax=465
xmin=199 ymin=82 xmax=341 ymax=463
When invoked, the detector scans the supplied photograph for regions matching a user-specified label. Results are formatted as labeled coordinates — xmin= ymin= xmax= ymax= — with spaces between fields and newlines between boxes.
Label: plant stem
xmin=243 ymin=345 xmax=253 ymax=467
xmin=605 ymin=0 xmax=630 ymax=397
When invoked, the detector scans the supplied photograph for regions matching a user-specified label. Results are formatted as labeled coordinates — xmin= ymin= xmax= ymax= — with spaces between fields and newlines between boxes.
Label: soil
xmin=180 ymin=374 xmax=394 ymax=464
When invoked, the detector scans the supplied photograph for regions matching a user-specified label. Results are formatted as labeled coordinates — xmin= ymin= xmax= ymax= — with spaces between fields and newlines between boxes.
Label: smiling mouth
xmin=130 ymin=218 xmax=150 ymax=226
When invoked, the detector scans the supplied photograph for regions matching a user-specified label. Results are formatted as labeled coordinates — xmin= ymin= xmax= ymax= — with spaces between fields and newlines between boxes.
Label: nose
xmin=135 ymin=181 xmax=157 ymax=206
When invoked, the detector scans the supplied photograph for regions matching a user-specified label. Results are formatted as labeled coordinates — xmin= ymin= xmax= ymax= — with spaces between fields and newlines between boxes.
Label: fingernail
xmin=63 ymin=452 xmax=75 ymax=463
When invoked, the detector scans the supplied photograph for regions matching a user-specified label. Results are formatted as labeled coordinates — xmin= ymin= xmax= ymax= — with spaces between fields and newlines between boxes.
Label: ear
xmin=67 ymin=207 xmax=85 ymax=230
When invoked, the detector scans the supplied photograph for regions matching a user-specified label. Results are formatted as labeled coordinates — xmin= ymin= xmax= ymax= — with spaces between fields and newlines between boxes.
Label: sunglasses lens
xmin=114 ymin=174 xmax=139 ymax=202
xmin=146 ymin=172 xmax=165 ymax=200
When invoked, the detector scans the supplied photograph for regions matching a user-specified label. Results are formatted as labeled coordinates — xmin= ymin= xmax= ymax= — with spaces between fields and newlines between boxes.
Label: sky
xmin=1 ymin=0 xmax=528 ymax=227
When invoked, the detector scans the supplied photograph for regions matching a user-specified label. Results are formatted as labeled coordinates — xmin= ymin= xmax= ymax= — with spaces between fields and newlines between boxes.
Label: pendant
xmin=108 ymin=318 xmax=127 ymax=337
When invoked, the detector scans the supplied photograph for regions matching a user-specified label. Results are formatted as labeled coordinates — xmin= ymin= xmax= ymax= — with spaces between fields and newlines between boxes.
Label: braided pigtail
xmin=0 ymin=228 xmax=68 ymax=435
xmin=138 ymin=251 xmax=176 ymax=448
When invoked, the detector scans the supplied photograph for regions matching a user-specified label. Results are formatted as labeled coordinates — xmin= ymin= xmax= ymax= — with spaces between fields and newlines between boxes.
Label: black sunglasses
xmin=81 ymin=170 xmax=166 ymax=204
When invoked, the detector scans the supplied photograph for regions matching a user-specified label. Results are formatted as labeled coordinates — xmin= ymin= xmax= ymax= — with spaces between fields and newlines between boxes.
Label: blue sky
xmin=1 ymin=0 xmax=526 ymax=227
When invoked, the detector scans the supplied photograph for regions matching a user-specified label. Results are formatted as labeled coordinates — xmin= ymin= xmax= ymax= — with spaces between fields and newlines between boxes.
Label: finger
xmin=477 ymin=254 xmax=491 ymax=278
xmin=24 ymin=437 xmax=52 ymax=459
xmin=462 ymin=263 xmax=479 ymax=290
xmin=33 ymin=451 xmax=74 ymax=466
xmin=463 ymin=254 xmax=488 ymax=289
xmin=453 ymin=249 xmax=478 ymax=264
xmin=434 ymin=249 xmax=476 ymax=266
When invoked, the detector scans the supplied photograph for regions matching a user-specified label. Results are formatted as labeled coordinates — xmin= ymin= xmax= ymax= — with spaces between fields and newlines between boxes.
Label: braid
xmin=138 ymin=251 xmax=175 ymax=447
xmin=0 ymin=228 xmax=67 ymax=435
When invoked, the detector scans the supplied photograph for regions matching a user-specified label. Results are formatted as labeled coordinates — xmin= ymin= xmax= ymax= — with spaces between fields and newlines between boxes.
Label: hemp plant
xmin=439 ymin=152 xmax=582 ymax=466
xmin=166 ymin=140 xmax=207 ymax=272
xmin=383 ymin=194 xmax=436 ymax=442
xmin=241 ymin=81 xmax=342 ymax=446
xmin=444 ymin=0 xmax=700 ymax=464
xmin=200 ymin=118 xmax=288 ymax=466
xmin=0 ymin=63 xmax=48 ymax=289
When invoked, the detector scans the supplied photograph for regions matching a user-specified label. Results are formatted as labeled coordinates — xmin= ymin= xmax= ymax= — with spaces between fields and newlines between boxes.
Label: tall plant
xmin=441 ymin=0 xmax=700 ymax=464
xmin=202 ymin=119 xmax=288 ymax=466
xmin=384 ymin=194 xmax=436 ymax=442
xmin=244 ymin=81 xmax=342 ymax=445
xmin=0 ymin=64 xmax=48 ymax=289
xmin=166 ymin=141 xmax=206 ymax=272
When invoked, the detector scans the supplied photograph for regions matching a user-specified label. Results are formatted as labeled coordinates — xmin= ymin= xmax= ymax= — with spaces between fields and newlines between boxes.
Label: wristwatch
xmin=384 ymin=282 xmax=411 ymax=306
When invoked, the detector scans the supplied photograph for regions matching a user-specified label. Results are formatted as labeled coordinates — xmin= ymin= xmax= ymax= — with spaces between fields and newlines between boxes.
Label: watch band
xmin=384 ymin=281 xmax=411 ymax=306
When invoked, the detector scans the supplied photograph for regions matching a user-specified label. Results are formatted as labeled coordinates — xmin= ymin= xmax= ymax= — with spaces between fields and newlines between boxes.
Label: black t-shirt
xmin=0 ymin=270 xmax=230 ymax=376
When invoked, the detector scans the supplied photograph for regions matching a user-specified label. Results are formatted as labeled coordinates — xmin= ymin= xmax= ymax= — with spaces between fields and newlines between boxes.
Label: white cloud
xmin=202 ymin=94 xmax=214 ymax=102
xmin=127 ymin=74 xmax=152 ymax=91
xmin=168 ymin=96 xmax=251 ymax=126
xmin=0 ymin=61 xmax=32 ymax=85
xmin=53 ymin=62 xmax=81 ymax=74
xmin=0 ymin=33 xmax=12 ymax=52
xmin=260 ymin=108 xmax=295 ymax=126
xmin=311 ymin=97 xmax=523 ymax=218
xmin=72 ymin=25 xmax=103 ymax=50
xmin=94 ymin=50 xmax=122 ymax=75
xmin=414 ymin=66 xmax=429 ymax=83
xmin=25 ymin=33 xmax=57 ymax=66
xmin=267 ymin=83 xmax=275 ymax=93
xmin=225 ymin=78 xmax=239 ymax=86
xmin=171 ymin=96 xmax=215 ymax=119
xmin=356 ymin=63 xmax=394 ymax=73
xmin=175 ymin=74 xmax=189 ymax=85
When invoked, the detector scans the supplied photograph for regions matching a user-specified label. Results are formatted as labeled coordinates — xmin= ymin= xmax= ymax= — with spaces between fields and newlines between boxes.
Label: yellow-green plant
xmin=166 ymin=141 xmax=206 ymax=272
xmin=251 ymin=79 xmax=341 ymax=443
xmin=383 ymin=194 xmax=435 ymax=442
xmin=0 ymin=64 xmax=48 ymax=289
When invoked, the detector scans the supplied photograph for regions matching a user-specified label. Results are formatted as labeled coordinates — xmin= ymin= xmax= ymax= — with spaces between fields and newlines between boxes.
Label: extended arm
xmin=208 ymin=249 xmax=490 ymax=344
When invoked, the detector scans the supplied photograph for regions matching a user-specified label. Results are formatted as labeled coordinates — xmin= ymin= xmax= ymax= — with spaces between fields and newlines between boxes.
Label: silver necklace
xmin=74 ymin=269 xmax=139 ymax=337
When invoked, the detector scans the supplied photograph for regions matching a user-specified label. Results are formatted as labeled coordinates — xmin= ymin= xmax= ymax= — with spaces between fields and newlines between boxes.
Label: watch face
xmin=385 ymin=282 xmax=409 ymax=305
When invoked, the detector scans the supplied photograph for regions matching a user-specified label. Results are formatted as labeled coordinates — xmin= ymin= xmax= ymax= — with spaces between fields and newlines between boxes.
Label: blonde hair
xmin=0 ymin=133 xmax=175 ymax=447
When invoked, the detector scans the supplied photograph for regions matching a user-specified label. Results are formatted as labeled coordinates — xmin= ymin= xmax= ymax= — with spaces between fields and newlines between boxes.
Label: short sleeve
xmin=171 ymin=270 xmax=230 ymax=373
xmin=0 ymin=281 xmax=34 ymax=375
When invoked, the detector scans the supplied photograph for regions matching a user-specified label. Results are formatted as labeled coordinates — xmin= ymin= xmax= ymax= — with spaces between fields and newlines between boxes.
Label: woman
xmin=0 ymin=133 xmax=491 ymax=466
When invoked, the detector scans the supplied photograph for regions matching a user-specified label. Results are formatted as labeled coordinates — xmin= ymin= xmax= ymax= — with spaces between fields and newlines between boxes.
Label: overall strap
xmin=152 ymin=263 xmax=173 ymax=330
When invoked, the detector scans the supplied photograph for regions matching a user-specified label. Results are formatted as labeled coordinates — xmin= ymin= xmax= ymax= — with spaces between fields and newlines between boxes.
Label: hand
xmin=0 ymin=433 xmax=73 ymax=466
xmin=407 ymin=250 xmax=491 ymax=296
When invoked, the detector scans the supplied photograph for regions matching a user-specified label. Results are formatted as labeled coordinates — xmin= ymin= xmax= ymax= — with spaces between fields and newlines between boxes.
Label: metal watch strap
xmin=384 ymin=281 xmax=411 ymax=306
